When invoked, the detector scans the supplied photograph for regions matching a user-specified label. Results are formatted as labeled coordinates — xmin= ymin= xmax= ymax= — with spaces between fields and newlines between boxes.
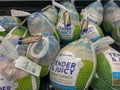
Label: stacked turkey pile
xmin=0 ymin=0 xmax=120 ymax=90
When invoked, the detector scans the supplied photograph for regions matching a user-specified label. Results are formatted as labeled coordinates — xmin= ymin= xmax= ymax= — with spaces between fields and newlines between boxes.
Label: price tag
xmin=15 ymin=56 xmax=42 ymax=77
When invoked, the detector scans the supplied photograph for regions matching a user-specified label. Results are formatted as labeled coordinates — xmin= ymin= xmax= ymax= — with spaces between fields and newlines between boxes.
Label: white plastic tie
xmin=81 ymin=9 xmax=88 ymax=20
xmin=11 ymin=9 xmax=31 ymax=17
xmin=31 ymin=76 xmax=37 ymax=90
xmin=52 ymin=0 xmax=55 ymax=6
xmin=53 ymin=1 xmax=73 ymax=13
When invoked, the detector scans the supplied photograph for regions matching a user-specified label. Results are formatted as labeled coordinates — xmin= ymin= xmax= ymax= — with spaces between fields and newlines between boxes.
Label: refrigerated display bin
xmin=0 ymin=0 xmax=119 ymax=90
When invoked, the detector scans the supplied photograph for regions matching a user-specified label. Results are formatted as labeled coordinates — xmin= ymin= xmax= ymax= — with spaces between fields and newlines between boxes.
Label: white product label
xmin=81 ymin=9 xmax=99 ymax=25
xmin=87 ymin=14 xmax=98 ymax=25
xmin=15 ymin=56 xmax=42 ymax=77
xmin=0 ymin=74 xmax=18 ymax=90
xmin=92 ymin=36 xmax=114 ymax=49
xmin=50 ymin=51 xmax=83 ymax=89
xmin=57 ymin=18 xmax=74 ymax=41
xmin=81 ymin=24 xmax=100 ymax=42
xmin=0 ymin=26 xmax=6 ymax=32
xmin=11 ymin=9 xmax=31 ymax=17
xmin=103 ymin=49 xmax=120 ymax=86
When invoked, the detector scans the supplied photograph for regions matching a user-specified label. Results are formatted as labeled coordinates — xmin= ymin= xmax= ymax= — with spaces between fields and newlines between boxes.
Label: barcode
xmin=32 ymin=67 xmax=36 ymax=74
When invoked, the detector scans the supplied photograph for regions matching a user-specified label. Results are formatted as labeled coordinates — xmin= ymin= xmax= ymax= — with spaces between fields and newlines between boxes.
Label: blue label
xmin=51 ymin=81 xmax=75 ymax=90
xmin=58 ymin=24 xmax=74 ymax=42
xmin=51 ymin=60 xmax=76 ymax=75
xmin=87 ymin=16 xmax=98 ymax=25
xmin=58 ymin=25 xmax=72 ymax=35
xmin=90 ymin=36 xmax=101 ymax=42
xmin=112 ymin=72 xmax=120 ymax=78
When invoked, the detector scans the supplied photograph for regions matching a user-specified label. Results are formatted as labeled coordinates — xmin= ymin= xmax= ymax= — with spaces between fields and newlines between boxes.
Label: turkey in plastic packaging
xmin=27 ymin=3 xmax=60 ymax=42
xmin=103 ymin=0 xmax=120 ymax=46
xmin=25 ymin=32 xmax=60 ymax=77
xmin=50 ymin=38 xmax=96 ymax=90
xmin=53 ymin=1 xmax=80 ymax=43
xmin=91 ymin=36 xmax=120 ymax=90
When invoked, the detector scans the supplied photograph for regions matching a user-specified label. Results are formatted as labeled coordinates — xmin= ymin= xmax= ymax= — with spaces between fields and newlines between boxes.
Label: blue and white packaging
xmin=53 ymin=1 xmax=80 ymax=43
xmin=80 ymin=0 xmax=103 ymax=25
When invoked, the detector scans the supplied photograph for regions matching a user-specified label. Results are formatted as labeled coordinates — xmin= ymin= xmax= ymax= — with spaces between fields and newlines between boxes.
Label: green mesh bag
xmin=91 ymin=46 xmax=120 ymax=90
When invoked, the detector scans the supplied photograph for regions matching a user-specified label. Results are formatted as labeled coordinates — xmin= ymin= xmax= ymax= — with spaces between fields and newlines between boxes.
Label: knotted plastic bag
xmin=26 ymin=32 xmax=60 ymax=77
xmin=53 ymin=1 xmax=80 ymax=43
xmin=0 ymin=16 xmax=21 ymax=32
xmin=50 ymin=38 xmax=96 ymax=90
xmin=80 ymin=0 xmax=103 ymax=25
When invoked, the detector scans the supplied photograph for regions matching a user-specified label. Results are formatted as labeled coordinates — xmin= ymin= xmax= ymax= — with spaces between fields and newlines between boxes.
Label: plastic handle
xmin=53 ymin=2 xmax=67 ymax=11
xmin=11 ymin=9 xmax=31 ymax=17
xmin=52 ymin=0 xmax=55 ymax=6
xmin=29 ymin=37 xmax=49 ymax=59
xmin=53 ymin=1 xmax=73 ymax=13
